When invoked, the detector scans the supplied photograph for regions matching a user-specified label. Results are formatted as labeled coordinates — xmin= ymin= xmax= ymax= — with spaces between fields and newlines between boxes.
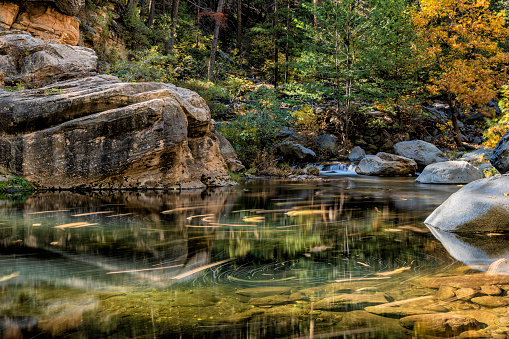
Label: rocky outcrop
xmin=490 ymin=129 xmax=509 ymax=174
xmin=416 ymin=161 xmax=484 ymax=184
xmin=355 ymin=152 xmax=417 ymax=176
xmin=25 ymin=0 xmax=84 ymax=16
xmin=278 ymin=142 xmax=316 ymax=163
xmin=348 ymin=146 xmax=366 ymax=161
xmin=0 ymin=75 xmax=232 ymax=189
xmin=394 ymin=140 xmax=447 ymax=168
xmin=424 ymin=174 xmax=509 ymax=232
xmin=215 ymin=131 xmax=245 ymax=173
xmin=0 ymin=30 xmax=96 ymax=86
xmin=0 ymin=2 xmax=79 ymax=45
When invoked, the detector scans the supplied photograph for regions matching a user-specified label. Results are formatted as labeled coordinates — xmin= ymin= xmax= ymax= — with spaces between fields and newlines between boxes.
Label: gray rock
xmin=279 ymin=142 xmax=316 ymax=163
xmin=394 ymin=140 xmax=447 ymax=168
xmin=416 ymin=161 xmax=484 ymax=184
xmin=348 ymin=146 xmax=366 ymax=161
xmin=461 ymin=147 xmax=494 ymax=165
xmin=355 ymin=152 xmax=417 ymax=176
xmin=215 ymin=131 xmax=245 ymax=173
xmin=490 ymin=129 xmax=509 ymax=174
xmin=424 ymin=174 xmax=509 ymax=232
xmin=0 ymin=31 xmax=97 ymax=87
xmin=25 ymin=0 xmax=85 ymax=16
xmin=316 ymin=134 xmax=338 ymax=159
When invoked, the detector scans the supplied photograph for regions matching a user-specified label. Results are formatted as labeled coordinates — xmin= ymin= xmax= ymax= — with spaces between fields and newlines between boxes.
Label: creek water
xmin=0 ymin=175 xmax=495 ymax=338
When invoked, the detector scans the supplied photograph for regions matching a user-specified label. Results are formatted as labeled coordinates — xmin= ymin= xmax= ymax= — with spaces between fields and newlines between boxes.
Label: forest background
xmin=80 ymin=0 xmax=509 ymax=171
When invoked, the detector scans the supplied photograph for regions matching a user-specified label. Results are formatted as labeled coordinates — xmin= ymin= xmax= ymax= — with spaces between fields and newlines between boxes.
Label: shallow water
xmin=0 ymin=176 xmax=502 ymax=338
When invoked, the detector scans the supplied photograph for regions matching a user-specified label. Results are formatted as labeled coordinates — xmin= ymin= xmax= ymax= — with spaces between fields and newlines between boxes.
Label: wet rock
xmin=399 ymin=313 xmax=481 ymax=337
xmin=348 ymin=146 xmax=366 ymax=161
xmin=490 ymin=129 xmax=509 ymax=174
xmin=355 ymin=152 xmax=417 ymax=176
xmin=480 ymin=285 xmax=502 ymax=296
xmin=314 ymin=293 xmax=388 ymax=311
xmin=0 ymin=30 xmax=97 ymax=87
xmin=424 ymin=174 xmax=509 ymax=232
xmin=235 ymin=287 xmax=292 ymax=298
xmin=420 ymin=273 xmax=509 ymax=289
xmin=471 ymin=296 xmax=509 ymax=308
xmin=436 ymin=286 xmax=457 ymax=300
xmin=394 ymin=140 xmax=447 ymax=168
xmin=278 ymin=142 xmax=316 ymax=163
xmin=416 ymin=161 xmax=484 ymax=184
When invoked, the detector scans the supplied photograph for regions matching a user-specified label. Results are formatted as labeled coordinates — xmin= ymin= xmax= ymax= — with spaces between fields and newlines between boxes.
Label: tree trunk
xmin=274 ymin=0 xmax=279 ymax=89
xmin=313 ymin=0 xmax=318 ymax=28
xmin=147 ymin=0 xmax=156 ymax=27
xmin=208 ymin=0 xmax=225 ymax=80
xmin=284 ymin=0 xmax=290 ymax=84
xmin=167 ymin=0 xmax=180 ymax=53
xmin=448 ymin=97 xmax=463 ymax=148
xmin=237 ymin=0 xmax=242 ymax=63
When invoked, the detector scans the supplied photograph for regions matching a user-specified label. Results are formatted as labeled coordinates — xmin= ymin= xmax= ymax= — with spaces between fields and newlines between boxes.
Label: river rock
xmin=355 ymin=152 xmax=417 ymax=176
xmin=420 ymin=274 xmax=509 ymax=289
xmin=399 ymin=313 xmax=481 ymax=337
xmin=424 ymin=174 xmax=509 ymax=232
xmin=480 ymin=285 xmax=502 ymax=296
xmin=348 ymin=146 xmax=366 ymax=161
xmin=436 ymin=286 xmax=457 ymax=300
xmin=278 ymin=142 xmax=316 ymax=163
xmin=394 ymin=140 xmax=447 ymax=168
xmin=314 ymin=293 xmax=388 ymax=311
xmin=0 ymin=75 xmax=232 ymax=189
xmin=215 ymin=131 xmax=245 ymax=173
xmin=10 ymin=3 xmax=79 ymax=45
xmin=316 ymin=134 xmax=337 ymax=159
xmin=461 ymin=147 xmax=494 ymax=165
xmin=490 ymin=129 xmax=509 ymax=174
xmin=235 ymin=287 xmax=292 ymax=298
xmin=0 ymin=30 xmax=96 ymax=87
xmin=471 ymin=296 xmax=509 ymax=307
xmin=415 ymin=161 xmax=484 ymax=184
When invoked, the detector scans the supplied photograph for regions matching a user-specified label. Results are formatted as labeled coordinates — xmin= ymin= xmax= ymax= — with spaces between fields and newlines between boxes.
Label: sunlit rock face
xmin=0 ymin=75 xmax=232 ymax=189
xmin=425 ymin=174 xmax=509 ymax=232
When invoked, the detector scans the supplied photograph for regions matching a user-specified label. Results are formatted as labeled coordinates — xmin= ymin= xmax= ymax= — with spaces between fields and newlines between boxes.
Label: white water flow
xmin=315 ymin=162 xmax=357 ymax=175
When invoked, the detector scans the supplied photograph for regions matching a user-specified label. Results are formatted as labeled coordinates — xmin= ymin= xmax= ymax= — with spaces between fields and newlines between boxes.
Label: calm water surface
xmin=0 ymin=176 xmax=485 ymax=338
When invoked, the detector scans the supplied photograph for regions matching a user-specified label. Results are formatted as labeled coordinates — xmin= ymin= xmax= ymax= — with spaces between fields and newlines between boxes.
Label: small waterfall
xmin=315 ymin=162 xmax=357 ymax=175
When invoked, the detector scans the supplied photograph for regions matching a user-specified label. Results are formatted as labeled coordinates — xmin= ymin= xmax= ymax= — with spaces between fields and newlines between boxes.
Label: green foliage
xmin=44 ymin=88 xmax=66 ymax=96
xmin=122 ymin=6 xmax=152 ymax=50
xmin=484 ymin=85 xmax=509 ymax=148
xmin=218 ymin=87 xmax=295 ymax=165
xmin=5 ymin=82 xmax=26 ymax=92
xmin=110 ymin=47 xmax=175 ymax=82
xmin=0 ymin=176 xmax=37 ymax=193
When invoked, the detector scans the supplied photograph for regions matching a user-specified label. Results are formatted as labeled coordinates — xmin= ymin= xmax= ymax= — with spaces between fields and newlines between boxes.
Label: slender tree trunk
xmin=448 ymin=96 xmax=463 ymax=147
xmin=284 ymin=0 xmax=290 ymax=84
xmin=313 ymin=0 xmax=318 ymax=28
xmin=208 ymin=0 xmax=225 ymax=80
xmin=237 ymin=0 xmax=242 ymax=64
xmin=128 ymin=0 xmax=135 ymax=9
xmin=274 ymin=0 xmax=279 ymax=89
xmin=167 ymin=0 xmax=180 ymax=53
xmin=147 ymin=0 xmax=156 ymax=27
xmin=195 ymin=0 xmax=201 ymax=48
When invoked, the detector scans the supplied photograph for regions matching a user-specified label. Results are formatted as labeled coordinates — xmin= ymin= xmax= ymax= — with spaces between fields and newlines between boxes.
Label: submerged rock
xmin=235 ymin=287 xmax=292 ymax=298
xmin=399 ymin=313 xmax=481 ymax=337
xmin=416 ymin=161 xmax=484 ymax=184
xmin=314 ymin=293 xmax=388 ymax=311
xmin=424 ymin=174 xmax=509 ymax=232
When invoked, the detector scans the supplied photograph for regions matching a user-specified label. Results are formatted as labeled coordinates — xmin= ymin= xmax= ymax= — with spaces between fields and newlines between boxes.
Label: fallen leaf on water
xmin=310 ymin=245 xmax=332 ymax=252
xmin=487 ymin=196 xmax=497 ymax=199
xmin=286 ymin=210 xmax=323 ymax=217
xmin=304 ymin=253 xmax=311 ymax=257
xmin=398 ymin=225 xmax=429 ymax=233
xmin=335 ymin=276 xmax=390 ymax=283
xmin=0 ymin=272 xmax=20 ymax=282
xmin=55 ymin=222 xmax=98 ymax=229
xmin=242 ymin=216 xmax=265 ymax=223
xmin=72 ymin=211 xmax=113 ymax=217
xmin=50 ymin=242 xmax=58 ymax=246
xmin=375 ymin=266 xmax=411 ymax=276
xmin=357 ymin=262 xmax=370 ymax=267
xmin=384 ymin=229 xmax=403 ymax=232
xmin=487 ymin=233 xmax=504 ymax=237
xmin=32 ymin=223 xmax=41 ymax=227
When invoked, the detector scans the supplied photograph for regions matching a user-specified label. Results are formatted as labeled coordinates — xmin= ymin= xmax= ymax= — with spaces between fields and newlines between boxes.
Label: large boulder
xmin=0 ymin=75 xmax=232 ymax=189
xmin=0 ymin=30 xmax=96 ymax=86
xmin=490 ymin=129 xmax=509 ymax=174
xmin=416 ymin=161 xmax=484 ymax=184
xmin=355 ymin=152 xmax=417 ymax=176
xmin=424 ymin=174 xmax=509 ymax=232
xmin=316 ymin=134 xmax=337 ymax=159
xmin=278 ymin=142 xmax=316 ymax=163
xmin=9 ymin=3 xmax=79 ymax=45
xmin=394 ymin=140 xmax=447 ymax=168
xmin=461 ymin=147 xmax=494 ymax=165
xmin=348 ymin=146 xmax=366 ymax=161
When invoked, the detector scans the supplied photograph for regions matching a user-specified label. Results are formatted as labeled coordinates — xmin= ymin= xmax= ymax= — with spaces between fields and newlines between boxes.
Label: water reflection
xmin=0 ymin=177 xmax=466 ymax=338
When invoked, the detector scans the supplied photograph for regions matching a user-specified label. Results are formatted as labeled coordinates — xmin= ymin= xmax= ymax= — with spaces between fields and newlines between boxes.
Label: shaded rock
xmin=436 ymin=286 xmax=457 ymax=300
xmin=278 ymin=142 xmax=316 ymax=163
xmin=348 ymin=146 xmax=366 ymax=161
xmin=316 ymin=134 xmax=337 ymax=159
xmin=470 ymin=296 xmax=509 ymax=308
xmin=394 ymin=140 xmax=447 ymax=168
xmin=25 ymin=0 xmax=85 ymax=16
xmin=235 ymin=287 xmax=291 ymax=298
xmin=399 ymin=313 xmax=481 ymax=337
xmin=355 ymin=152 xmax=417 ymax=176
xmin=490 ymin=129 xmax=509 ymax=174
xmin=0 ymin=75 xmax=232 ymax=189
xmin=0 ymin=30 xmax=96 ymax=87
xmin=420 ymin=274 xmax=509 ymax=290
xmin=416 ymin=161 xmax=484 ymax=184
xmin=314 ymin=293 xmax=388 ymax=311
xmin=424 ymin=174 xmax=509 ymax=232
xmin=215 ymin=131 xmax=245 ymax=173
xmin=10 ymin=3 xmax=79 ymax=45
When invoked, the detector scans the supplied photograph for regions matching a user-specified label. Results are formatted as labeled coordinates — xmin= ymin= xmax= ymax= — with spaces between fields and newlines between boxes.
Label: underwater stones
xmin=420 ymin=274 xmax=509 ymax=290
xmin=364 ymin=305 xmax=437 ymax=318
xmin=470 ymin=296 xmax=509 ymax=308
xmin=437 ymin=286 xmax=457 ymax=300
xmin=399 ymin=313 xmax=481 ymax=337
xmin=235 ymin=286 xmax=292 ymax=298
xmin=424 ymin=174 xmax=509 ymax=232
xmin=415 ymin=161 xmax=484 ymax=184
xmin=313 ymin=293 xmax=388 ymax=311
xmin=337 ymin=310 xmax=407 ymax=336
xmin=172 ymin=290 xmax=218 ymax=307
xmin=480 ymin=285 xmax=503 ymax=296
xmin=248 ymin=295 xmax=293 ymax=306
